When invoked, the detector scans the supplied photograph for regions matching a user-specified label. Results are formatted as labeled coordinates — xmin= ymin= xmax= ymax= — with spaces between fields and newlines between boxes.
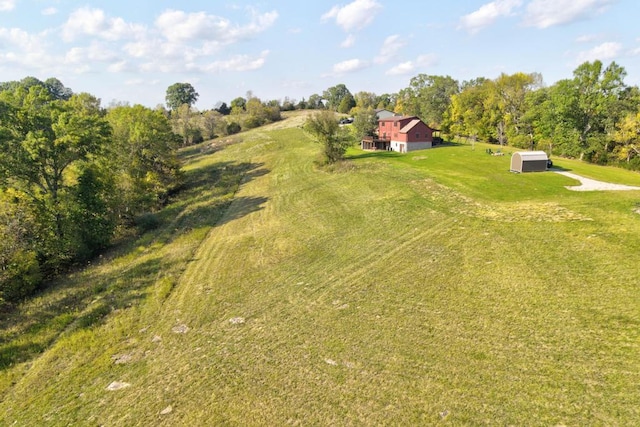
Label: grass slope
xmin=1 ymin=114 xmax=639 ymax=425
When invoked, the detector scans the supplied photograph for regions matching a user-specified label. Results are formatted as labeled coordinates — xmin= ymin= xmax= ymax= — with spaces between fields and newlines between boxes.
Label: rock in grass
xmin=171 ymin=324 xmax=189 ymax=334
xmin=160 ymin=405 xmax=173 ymax=415
xmin=106 ymin=381 xmax=131 ymax=391
xmin=229 ymin=317 xmax=245 ymax=325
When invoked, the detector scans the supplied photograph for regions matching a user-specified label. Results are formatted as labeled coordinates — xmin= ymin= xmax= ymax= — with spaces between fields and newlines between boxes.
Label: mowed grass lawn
xmin=1 ymin=113 xmax=640 ymax=425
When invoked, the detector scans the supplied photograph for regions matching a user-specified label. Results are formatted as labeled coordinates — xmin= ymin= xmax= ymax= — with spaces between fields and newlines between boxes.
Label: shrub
xmin=227 ymin=121 xmax=241 ymax=135
xmin=0 ymin=249 xmax=41 ymax=302
xmin=135 ymin=213 xmax=160 ymax=233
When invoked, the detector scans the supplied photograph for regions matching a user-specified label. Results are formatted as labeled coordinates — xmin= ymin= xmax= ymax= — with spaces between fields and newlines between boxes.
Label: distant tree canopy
xmin=338 ymin=92 xmax=356 ymax=114
xmin=230 ymin=97 xmax=247 ymax=113
xmin=439 ymin=60 xmax=640 ymax=166
xmin=165 ymin=82 xmax=199 ymax=110
xmin=0 ymin=76 xmax=73 ymax=101
xmin=396 ymin=74 xmax=459 ymax=127
xmin=215 ymin=102 xmax=231 ymax=115
xmin=323 ymin=84 xmax=352 ymax=112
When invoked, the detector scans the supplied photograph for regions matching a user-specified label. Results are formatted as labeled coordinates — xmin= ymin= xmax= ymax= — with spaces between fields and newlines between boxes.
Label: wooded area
xmin=0 ymin=78 xmax=181 ymax=302
xmin=1 ymin=58 xmax=639 ymax=302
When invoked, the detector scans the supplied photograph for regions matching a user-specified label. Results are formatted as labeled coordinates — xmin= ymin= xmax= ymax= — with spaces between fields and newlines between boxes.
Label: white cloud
xmin=322 ymin=0 xmax=382 ymax=32
xmin=123 ymin=78 xmax=160 ymax=89
xmin=0 ymin=27 xmax=58 ymax=71
xmin=155 ymin=9 xmax=277 ymax=44
xmin=114 ymin=8 xmax=276 ymax=74
xmin=416 ymin=54 xmax=438 ymax=67
xmin=341 ymin=34 xmax=356 ymax=48
xmin=122 ymin=40 xmax=154 ymax=59
xmin=198 ymin=50 xmax=270 ymax=73
xmin=108 ymin=61 xmax=133 ymax=73
xmin=385 ymin=54 xmax=438 ymax=75
xmin=0 ymin=0 xmax=15 ymax=12
xmin=375 ymin=34 xmax=407 ymax=64
xmin=0 ymin=27 xmax=41 ymax=51
xmin=136 ymin=48 xmax=269 ymax=74
xmin=386 ymin=61 xmax=414 ymax=76
xmin=576 ymin=34 xmax=598 ymax=43
xmin=524 ymin=0 xmax=614 ymax=29
xmin=65 ymin=42 xmax=119 ymax=65
xmin=41 ymin=7 xmax=57 ymax=16
xmin=459 ymin=0 xmax=523 ymax=34
xmin=575 ymin=41 xmax=622 ymax=63
xmin=62 ymin=7 xmax=146 ymax=42
xmin=631 ymin=39 xmax=640 ymax=56
xmin=332 ymin=58 xmax=369 ymax=74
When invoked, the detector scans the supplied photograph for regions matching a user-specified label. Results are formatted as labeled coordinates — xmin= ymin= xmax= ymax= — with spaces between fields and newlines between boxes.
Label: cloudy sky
xmin=1 ymin=0 xmax=638 ymax=108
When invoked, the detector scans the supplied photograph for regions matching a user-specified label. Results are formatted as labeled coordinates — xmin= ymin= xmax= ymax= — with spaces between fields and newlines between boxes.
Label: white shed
xmin=510 ymin=151 xmax=549 ymax=173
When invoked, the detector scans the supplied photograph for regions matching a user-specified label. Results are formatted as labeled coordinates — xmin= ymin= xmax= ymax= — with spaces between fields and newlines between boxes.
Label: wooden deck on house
xmin=361 ymin=136 xmax=391 ymax=151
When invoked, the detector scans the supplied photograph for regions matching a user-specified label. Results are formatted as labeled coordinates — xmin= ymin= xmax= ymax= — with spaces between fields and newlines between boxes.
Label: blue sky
xmin=1 ymin=0 xmax=638 ymax=108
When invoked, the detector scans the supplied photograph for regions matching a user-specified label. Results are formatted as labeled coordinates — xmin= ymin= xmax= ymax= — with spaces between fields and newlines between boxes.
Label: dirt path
xmin=554 ymin=170 xmax=640 ymax=191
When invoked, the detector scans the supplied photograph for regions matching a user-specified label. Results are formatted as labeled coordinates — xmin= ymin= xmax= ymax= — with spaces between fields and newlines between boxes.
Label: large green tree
xmin=170 ymin=103 xmax=201 ymax=146
xmin=443 ymin=78 xmax=492 ymax=141
xmin=106 ymin=104 xmax=182 ymax=219
xmin=323 ymin=84 xmax=352 ymax=111
xmin=352 ymin=107 xmax=378 ymax=139
xmin=523 ymin=80 xmax=581 ymax=156
xmin=230 ymin=97 xmax=247 ymax=114
xmin=0 ymin=86 xmax=111 ymax=268
xmin=338 ymin=92 xmax=356 ymax=114
xmin=305 ymin=111 xmax=351 ymax=164
xmin=307 ymin=94 xmax=324 ymax=109
xmin=397 ymin=74 xmax=459 ymax=127
xmin=612 ymin=111 xmax=640 ymax=164
xmin=165 ymin=82 xmax=199 ymax=111
xmin=354 ymin=91 xmax=378 ymax=110
xmin=572 ymin=60 xmax=627 ymax=160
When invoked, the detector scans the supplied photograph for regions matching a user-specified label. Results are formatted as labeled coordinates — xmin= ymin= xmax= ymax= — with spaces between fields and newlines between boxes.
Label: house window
xmin=416 ymin=133 xmax=420 ymax=138
xmin=394 ymin=122 xmax=398 ymax=127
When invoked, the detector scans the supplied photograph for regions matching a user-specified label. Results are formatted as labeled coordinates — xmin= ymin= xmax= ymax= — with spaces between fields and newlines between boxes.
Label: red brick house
xmin=361 ymin=116 xmax=436 ymax=153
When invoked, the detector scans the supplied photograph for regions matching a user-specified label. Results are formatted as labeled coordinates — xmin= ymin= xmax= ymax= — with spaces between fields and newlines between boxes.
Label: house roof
xmin=399 ymin=119 xmax=421 ymax=133
xmin=378 ymin=115 xmax=418 ymax=122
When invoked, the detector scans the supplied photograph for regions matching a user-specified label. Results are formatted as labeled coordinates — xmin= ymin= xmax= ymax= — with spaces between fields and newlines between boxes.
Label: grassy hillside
xmin=1 ymin=112 xmax=640 ymax=425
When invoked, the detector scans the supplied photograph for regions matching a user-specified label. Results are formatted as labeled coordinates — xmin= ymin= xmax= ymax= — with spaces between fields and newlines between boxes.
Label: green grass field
xmin=1 ymin=111 xmax=639 ymax=425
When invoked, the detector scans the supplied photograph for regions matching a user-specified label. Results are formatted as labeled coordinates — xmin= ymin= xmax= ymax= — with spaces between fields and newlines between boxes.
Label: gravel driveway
xmin=554 ymin=170 xmax=640 ymax=191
